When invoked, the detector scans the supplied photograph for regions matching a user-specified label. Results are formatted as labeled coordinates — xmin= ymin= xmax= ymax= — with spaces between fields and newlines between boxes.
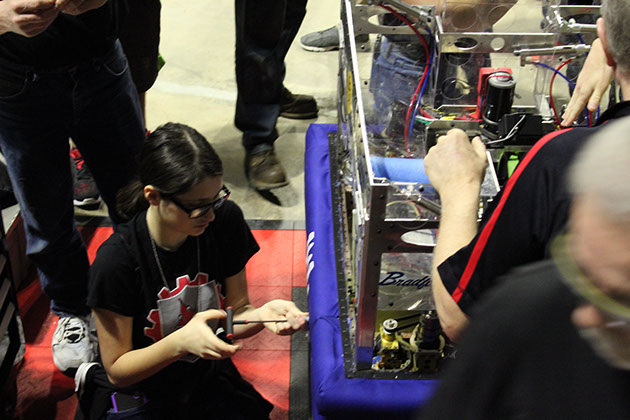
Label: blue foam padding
xmin=370 ymin=156 xmax=430 ymax=184
xmin=304 ymin=123 xmax=439 ymax=419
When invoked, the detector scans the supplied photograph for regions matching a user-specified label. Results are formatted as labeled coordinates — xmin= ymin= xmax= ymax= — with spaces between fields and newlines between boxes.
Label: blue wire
xmin=532 ymin=61 xmax=592 ymax=126
xmin=531 ymin=61 xmax=576 ymax=89
xmin=408 ymin=27 xmax=433 ymax=142
xmin=577 ymin=33 xmax=585 ymax=44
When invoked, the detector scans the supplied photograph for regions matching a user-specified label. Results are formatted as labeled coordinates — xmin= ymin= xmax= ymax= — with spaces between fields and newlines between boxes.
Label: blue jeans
xmin=0 ymin=41 xmax=145 ymax=315
xmin=234 ymin=0 xmax=307 ymax=153
xmin=370 ymin=35 xmax=428 ymax=125
xmin=370 ymin=35 xmax=490 ymax=119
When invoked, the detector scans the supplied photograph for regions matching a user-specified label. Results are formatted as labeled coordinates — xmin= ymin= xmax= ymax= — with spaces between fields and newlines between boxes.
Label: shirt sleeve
xmin=212 ymin=201 xmax=260 ymax=278
xmin=437 ymin=128 xmax=586 ymax=314
xmin=87 ymin=235 xmax=141 ymax=317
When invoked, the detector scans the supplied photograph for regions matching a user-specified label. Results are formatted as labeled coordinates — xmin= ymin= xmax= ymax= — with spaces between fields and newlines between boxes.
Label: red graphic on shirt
xmin=144 ymin=273 xmax=220 ymax=343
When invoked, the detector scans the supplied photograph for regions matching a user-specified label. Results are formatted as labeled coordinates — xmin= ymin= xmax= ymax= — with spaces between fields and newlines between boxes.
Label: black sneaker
xmin=70 ymin=148 xmax=101 ymax=208
xmin=279 ymin=87 xmax=318 ymax=119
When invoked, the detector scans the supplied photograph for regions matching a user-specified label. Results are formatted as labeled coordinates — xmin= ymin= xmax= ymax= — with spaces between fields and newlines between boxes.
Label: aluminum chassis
xmin=335 ymin=0 xmax=600 ymax=376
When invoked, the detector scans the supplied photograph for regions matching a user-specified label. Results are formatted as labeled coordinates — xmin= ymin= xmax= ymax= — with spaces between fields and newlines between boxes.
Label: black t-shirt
xmin=0 ymin=0 xmax=125 ymax=67
xmin=419 ymin=260 xmax=630 ymax=419
xmin=87 ymin=200 xmax=259 ymax=398
xmin=438 ymin=102 xmax=630 ymax=314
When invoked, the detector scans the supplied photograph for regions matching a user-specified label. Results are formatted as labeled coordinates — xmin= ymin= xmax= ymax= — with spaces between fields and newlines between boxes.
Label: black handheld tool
xmin=225 ymin=306 xmax=235 ymax=341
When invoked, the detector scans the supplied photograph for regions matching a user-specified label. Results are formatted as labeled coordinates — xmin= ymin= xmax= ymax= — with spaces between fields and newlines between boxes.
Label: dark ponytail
xmin=116 ymin=179 xmax=149 ymax=222
xmin=115 ymin=123 xmax=223 ymax=222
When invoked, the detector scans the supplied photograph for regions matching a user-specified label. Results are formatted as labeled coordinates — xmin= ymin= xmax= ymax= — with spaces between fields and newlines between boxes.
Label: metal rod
xmin=416 ymin=196 xmax=442 ymax=216
xmin=514 ymin=44 xmax=591 ymax=57
xmin=233 ymin=316 xmax=310 ymax=325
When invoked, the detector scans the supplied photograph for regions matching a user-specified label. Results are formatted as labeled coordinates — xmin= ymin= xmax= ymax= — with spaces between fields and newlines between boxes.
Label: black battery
xmin=482 ymin=72 xmax=516 ymax=139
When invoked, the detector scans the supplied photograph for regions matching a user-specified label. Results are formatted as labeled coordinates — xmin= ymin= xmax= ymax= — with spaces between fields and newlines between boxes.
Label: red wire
xmin=378 ymin=3 xmax=430 ymax=157
xmin=483 ymin=73 xmax=509 ymax=91
xmin=401 ymin=68 xmax=428 ymax=155
xmin=421 ymin=108 xmax=436 ymax=119
xmin=549 ymin=59 xmax=572 ymax=126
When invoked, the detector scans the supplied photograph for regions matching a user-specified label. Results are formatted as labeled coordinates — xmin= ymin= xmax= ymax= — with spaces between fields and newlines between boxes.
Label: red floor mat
xmin=12 ymin=227 xmax=306 ymax=420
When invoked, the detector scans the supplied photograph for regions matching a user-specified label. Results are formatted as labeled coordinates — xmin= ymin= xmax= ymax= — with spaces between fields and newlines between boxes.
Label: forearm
xmin=431 ymin=186 xmax=480 ymax=340
xmin=434 ymin=187 xmax=480 ymax=265
xmin=105 ymin=332 xmax=184 ymax=388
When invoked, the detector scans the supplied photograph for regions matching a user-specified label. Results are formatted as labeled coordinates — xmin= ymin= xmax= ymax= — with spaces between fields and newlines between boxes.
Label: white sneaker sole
xmin=73 ymin=196 xmax=102 ymax=207
xmin=75 ymin=362 xmax=100 ymax=397
xmin=299 ymin=41 xmax=339 ymax=52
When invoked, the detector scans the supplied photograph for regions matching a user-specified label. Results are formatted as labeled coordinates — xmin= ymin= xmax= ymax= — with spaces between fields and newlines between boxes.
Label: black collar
xmin=595 ymin=101 xmax=630 ymax=126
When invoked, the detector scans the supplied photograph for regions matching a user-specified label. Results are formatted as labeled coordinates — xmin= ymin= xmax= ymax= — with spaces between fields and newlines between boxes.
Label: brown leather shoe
xmin=279 ymin=87 xmax=318 ymax=119
xmin=245 ymin=149 xmax=289 ymax=190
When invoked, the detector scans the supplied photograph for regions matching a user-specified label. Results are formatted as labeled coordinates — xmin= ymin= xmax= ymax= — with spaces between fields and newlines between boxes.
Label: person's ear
xmin=144 ymin=185 xmax=161 ymax=206
xmin=597 ymin=17 xmax=616 ymax=68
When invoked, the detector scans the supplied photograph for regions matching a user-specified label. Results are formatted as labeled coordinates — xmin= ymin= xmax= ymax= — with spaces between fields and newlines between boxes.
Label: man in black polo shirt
xmin=0 ymin=0 xmax=145 ymax=374
xmin=419 ymin=115 xmax=630 ymax=419
xmin=424 ymin=0 xmax=630 ymax=341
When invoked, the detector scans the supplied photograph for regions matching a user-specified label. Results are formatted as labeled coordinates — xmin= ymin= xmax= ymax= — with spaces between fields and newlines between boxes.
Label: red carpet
xmin=11 ymin=227 xmax=307 ymax=420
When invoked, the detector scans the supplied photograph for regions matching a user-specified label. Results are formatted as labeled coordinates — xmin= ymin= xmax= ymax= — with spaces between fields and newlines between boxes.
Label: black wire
xmin=393 ymin=313 xmax=421 ymax=323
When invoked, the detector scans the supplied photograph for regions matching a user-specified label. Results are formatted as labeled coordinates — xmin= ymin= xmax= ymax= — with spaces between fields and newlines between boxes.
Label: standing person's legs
xmin=0 ymin=60 xmax=96 ymax=374
xmin=234 ymin=0 xmax=310 ymax=190
xmin=0 ymin=61 xmax=90 ymax=316
xmin=72 ymin=1 xmax=161 ymax=211
xmin=235 ymin=0 xmax=290 ymax=150
xmin=70 ymin=41 xmax=146 ymax=226
xmin=119 ymin=0 xmax=162 ymax=122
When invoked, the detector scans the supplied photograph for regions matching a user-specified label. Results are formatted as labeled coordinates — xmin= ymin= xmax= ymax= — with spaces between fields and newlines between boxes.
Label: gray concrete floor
xmin=76 ymin=0 xmax=342 ymax=223
xmin=74 ymin=0 xmax=557 ymax=224
xmin=146 ymin=0 xmax=341 ymax=223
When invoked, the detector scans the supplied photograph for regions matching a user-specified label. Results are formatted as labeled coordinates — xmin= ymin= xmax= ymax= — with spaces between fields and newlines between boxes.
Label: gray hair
xmin=569 ymin=117 xmax=630 ymax=222
xmin=602 ymin=0 xmax=630 ymax=74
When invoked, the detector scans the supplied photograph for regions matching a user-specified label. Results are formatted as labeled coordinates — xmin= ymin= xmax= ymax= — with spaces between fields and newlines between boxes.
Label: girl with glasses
xmin=76 ymin=122 xmax=307 ymax=419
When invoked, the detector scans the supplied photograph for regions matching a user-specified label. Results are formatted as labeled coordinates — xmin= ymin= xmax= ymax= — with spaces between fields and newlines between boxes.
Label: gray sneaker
xmin=299 ymin=24 xmax=369 ymax=52
xmin=52 ymin=315 xmax=98 ymax=375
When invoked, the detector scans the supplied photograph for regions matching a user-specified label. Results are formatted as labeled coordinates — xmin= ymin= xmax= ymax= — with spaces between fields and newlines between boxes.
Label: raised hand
xmin=257 ymin=300 xmax=309 ymax=336
xmin=424 ymin=128 xmax=487 ymax=201
xmin=561 ymin=36 xmax=614 ymax=127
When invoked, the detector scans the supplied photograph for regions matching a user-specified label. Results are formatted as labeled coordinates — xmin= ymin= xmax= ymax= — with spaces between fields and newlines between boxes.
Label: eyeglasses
xmin=552 ymin=234 xmax=630 ymax=324
xmin=163 ymin=186 xmax=231 ymax=219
